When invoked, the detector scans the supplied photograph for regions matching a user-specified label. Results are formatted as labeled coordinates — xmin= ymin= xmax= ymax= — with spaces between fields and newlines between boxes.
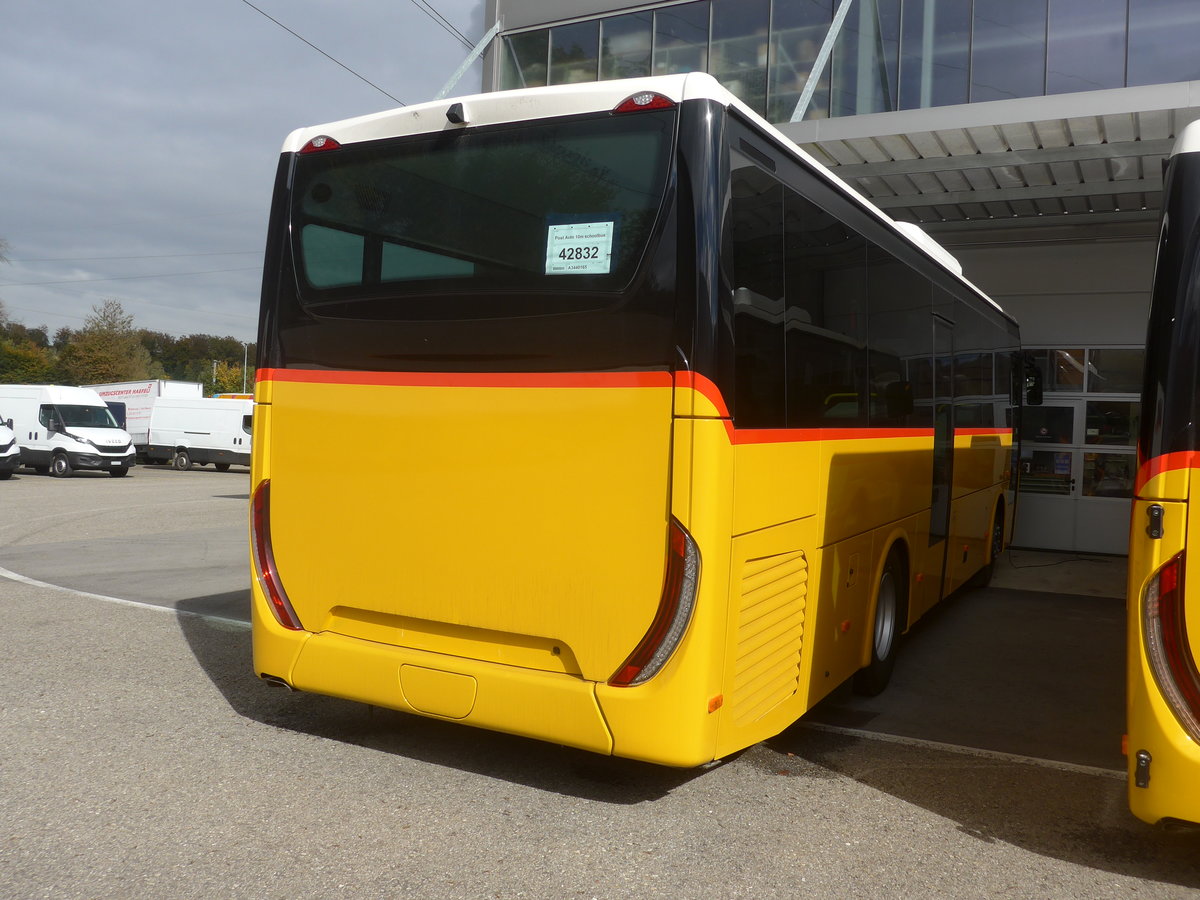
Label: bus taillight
xmin=1143 ymin=552 xmax=1200 ymax=741
xmin=251 ymin=479 xmax=304 ymax=631
xmin=299 ymin=135 xmax=341 ymax=154
xmin=609 ymin=519 xmax=700 ymax=687
xmin=613 ymin=91 xmax=675 ymax=114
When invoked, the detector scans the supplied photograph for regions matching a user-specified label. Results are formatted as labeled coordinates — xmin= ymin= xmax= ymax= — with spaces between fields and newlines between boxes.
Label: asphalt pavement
xmin=1 ymin=465 xmax=1198 ymax=898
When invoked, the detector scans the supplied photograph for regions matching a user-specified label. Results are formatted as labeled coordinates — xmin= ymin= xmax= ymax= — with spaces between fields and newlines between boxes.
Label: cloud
xmin=1 ymin=0 xmax=485 ymax=341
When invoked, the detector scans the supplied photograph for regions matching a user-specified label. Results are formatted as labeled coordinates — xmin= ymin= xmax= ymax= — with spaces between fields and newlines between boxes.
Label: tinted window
xmin=1128 ymin=0 xmax=1200 ymax=85
xmin=654 ymin=2 xmax=710 ymax=75
xmin=711 ymin=0 xmax=770 ymax=114
xmin=971 ymin=0 xmax=1048 ymax=101
xmin=501 ymin=30 xmax=548 ymax=89
xmin=1046 ymin=0 xmax=1127 ymax=94
xmin=729 ymin=152 xmax=786 ymax=427
xmin=601 ymin=12 xmax=652 ymax=79
xmin=291 ymin=110 xmax=675 ymax=304
xmin=783 ymin=187 xmax=868 ymax=427
xmin=831 ymin=0 xmax=902 ymax=116
xmin=867 ymin=246 xmax=931 ymax=426
xmin=549 ymin=21 xmax=599 ymax=85
xmin=768 ymin=0 xmax=832 ymax=121
xmin=899 ymin=0 xmax=971 ymax=109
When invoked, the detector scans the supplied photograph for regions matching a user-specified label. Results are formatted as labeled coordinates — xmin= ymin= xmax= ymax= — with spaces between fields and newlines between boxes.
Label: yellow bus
xmin=1126 ymin=119 xmax=1200 ymax=826
xmin=251 ymin=73 xmax=1021 ymax=766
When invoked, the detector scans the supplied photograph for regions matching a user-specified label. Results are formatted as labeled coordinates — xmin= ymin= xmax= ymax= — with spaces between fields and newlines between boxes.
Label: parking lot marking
xmin=799 ymin=721 xmax=1125 ymax=780
xmin=0 ymin=563 xmax=250 ymax=630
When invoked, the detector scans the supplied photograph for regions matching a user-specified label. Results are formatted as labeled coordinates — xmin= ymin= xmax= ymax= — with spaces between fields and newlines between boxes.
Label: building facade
xmin=480 ymin=0 xmax=1200 ymax=554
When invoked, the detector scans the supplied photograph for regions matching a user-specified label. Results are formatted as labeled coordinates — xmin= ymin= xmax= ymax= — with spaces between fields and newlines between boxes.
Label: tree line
xmin=0 ymin=297 xmax=256 ymax=395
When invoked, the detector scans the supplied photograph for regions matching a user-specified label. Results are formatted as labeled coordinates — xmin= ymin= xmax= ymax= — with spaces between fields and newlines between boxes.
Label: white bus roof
xmin=1172 ymin=119 xmax=1200 ymax=156
xmin=283 ymin=73 xmax=1004 ymax=319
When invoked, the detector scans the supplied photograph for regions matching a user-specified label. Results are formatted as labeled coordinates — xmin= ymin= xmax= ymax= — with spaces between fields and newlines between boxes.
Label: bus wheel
xmin=969 ymin=509 xmax=1004 ymax=590
xmin=173 ymin=450 xmax=192 ymax=471
xmin=50 ymin=454 xmax=73 ymax=478
xmin=854 ymin=548 xmax=905 ymax=696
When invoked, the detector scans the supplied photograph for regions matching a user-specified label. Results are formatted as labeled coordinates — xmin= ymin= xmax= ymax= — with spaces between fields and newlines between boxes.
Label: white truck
xmin=87 ymin=380 xmax=204 ymax=454
xmin=145 ymin=397 xmax=253 ymax=471
xmin=0 ymin=410 xmax=19 ymax=480
xmin=0 ymin=385 xmax=137 ymax=477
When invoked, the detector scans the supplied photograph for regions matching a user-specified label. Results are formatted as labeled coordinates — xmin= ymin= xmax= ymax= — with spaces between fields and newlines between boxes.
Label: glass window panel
xmin=549 ymin=21 xmax=599 ymax=85
xmin=971 ymin=0 xmax=1048 ymax=102
xmin=898 ymin=0 xmax=971 ymax=109
xmin=1022 ymin=405 xmax=1074 ymax=443
xmin=1087 ymin=348 xmax=1144 ymax=393
xmin=1029 ymin=349 xmax=1085 ymax=392
xmin=1128 ymin=0 xmax=1200 ymax=86
xmin=954 ymin=352 xmax=993 ymax=396
xmin=831 ymin=0 xmax=902 ymax=116
xmin=867 ymin=245 xmax=932 ymax=427
xmin=730 ymin=152 xmax=785 ymax=427
xmin=784 ymin=186 xmax=868 ymax=427
xmin=1047 ymin=0 xmax=1127 ymax=94
xmin=710 ymin=0 xmax=771 ymax=114
xmin=292 ymin=111 xmax=674 ymax=297
xmin=768 ymin=0 xmax=832 ymax=122
xmin=654 ymin=2 xmax=711 ymax=76
xmin=1019 ymin=448 xmax=1074 ymax=494
xmin=1083 ymin=452 xmax=1135 ymax=498
xmin=601 ymin=13 xmax=652 ymax=80
xmin=501 ymin=30 xmax=549 ymax=90
xmin=996 ymin=351 xmax=1015 ymax=403
xmin=1085 ymin=400 xmax=1140 ymax=445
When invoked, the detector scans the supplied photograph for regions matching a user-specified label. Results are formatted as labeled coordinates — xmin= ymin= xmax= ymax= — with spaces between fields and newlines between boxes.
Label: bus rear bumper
xmin=1127 ymin=668 xmax=1200 ymax=826
xmin=281 ymin=630 xmax=616 ymax=756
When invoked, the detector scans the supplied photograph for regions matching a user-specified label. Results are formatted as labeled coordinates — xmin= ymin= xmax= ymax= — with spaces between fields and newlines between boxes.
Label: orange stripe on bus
xmin=1135 ymin=450 xmax=1200 ymax=494
xmin=258 ymin=367 xmax=999 ymax=445
xmin=256 ymin=367 xmax=674 ymax=390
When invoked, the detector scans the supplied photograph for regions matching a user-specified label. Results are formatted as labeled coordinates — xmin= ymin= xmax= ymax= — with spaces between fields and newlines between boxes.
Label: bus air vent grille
xmin=730 ymin=550 xmax=807 ymax=726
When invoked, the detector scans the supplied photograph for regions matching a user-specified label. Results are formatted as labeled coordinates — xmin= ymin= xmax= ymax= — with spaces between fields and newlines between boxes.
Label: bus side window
xmin=729 ymin=152 xmax=786 ymax=428
xmin=783 ymin=187 xmax=868 ymax=428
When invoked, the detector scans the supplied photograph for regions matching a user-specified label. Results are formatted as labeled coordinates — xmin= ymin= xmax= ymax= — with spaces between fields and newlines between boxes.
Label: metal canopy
xmin=777 ymin=82 xmax=1200 ymax=229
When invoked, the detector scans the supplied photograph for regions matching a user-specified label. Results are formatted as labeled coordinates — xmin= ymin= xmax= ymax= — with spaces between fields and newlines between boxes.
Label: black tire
xmin=34 ymin=465 xmax=49 ymax=475
xmin=0 ymin=470 xmax=12 ymax=480
xmin=215 ymin=463 xmax=231 ymax=472
xmin=173 ymin=450 xmax=192 ymax=471
xmin=968 ymin=508 xmax=1004 ymax=590
xmin=50 ymin=454 xmax=73 ymax=478
xmin=854 ymin=548 xmax=906 ymax=697
xmin=109 ymin=466 xmax=129 ymax=478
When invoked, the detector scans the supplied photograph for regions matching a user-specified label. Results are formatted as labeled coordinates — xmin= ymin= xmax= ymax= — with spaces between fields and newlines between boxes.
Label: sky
xmin=1 ymin=0 xmax=485 ymax=343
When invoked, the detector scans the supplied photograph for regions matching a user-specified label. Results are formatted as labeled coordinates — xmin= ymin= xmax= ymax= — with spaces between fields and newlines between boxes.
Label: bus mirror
xmin=885 ymin=381 xmax=914 ymax=418
xmin=1024 ymin=358 xmax=1043 ymax=406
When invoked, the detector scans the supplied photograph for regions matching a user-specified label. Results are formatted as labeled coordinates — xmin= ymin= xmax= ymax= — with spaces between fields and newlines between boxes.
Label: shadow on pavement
xmin=760 ymin=582 xmax=1200 ymax=889
xmin=765 ymin=727 xmax=1200 ymax=890
xmin=174 ymin=592 xmax=701 ymax=804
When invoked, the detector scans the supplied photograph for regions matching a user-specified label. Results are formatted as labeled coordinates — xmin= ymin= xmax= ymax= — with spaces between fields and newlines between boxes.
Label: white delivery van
xmin=0 ymin=385 xmax=137 ymax=477
xmin=87 ymin=380 xmax=204 ymax=453
xmin=146 ymin=397 xmax=252 ymax=471
xmin=0 ymin=410 xmax=19 ymax=480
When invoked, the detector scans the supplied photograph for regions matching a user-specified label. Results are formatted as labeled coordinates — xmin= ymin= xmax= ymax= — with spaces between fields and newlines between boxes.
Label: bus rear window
xmin=290 ymin=109 xmax=676 ymax=304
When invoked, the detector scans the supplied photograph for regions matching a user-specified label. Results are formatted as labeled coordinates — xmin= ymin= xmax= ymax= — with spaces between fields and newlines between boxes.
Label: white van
xmin=0 ymin=385 xmax=137 ymax=477
xmin=146 ymin=397 xmax=252 ymax=471
xmin=87 ymin=380 xmax=204 ymax=451
xmin=0 ymin=411 xmax=19 ymax=480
